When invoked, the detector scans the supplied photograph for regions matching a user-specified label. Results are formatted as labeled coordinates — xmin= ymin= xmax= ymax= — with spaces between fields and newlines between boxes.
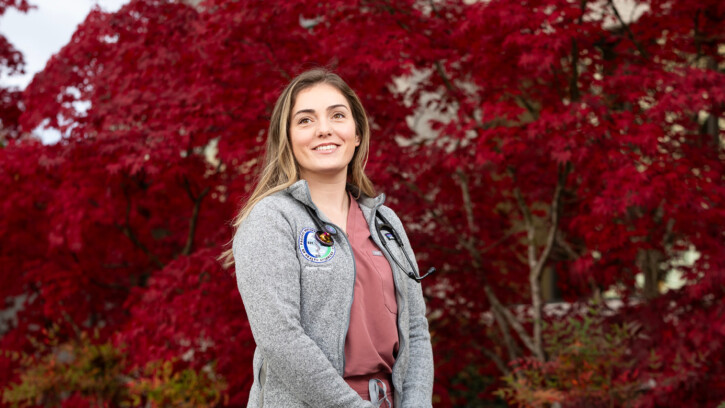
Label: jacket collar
xmin=285 ymin=179 xmax=385 ymax=213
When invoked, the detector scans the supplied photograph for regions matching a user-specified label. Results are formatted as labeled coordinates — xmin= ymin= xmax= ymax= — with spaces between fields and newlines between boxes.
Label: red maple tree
xmin=1 ymin=0 xmax=723 ymax=406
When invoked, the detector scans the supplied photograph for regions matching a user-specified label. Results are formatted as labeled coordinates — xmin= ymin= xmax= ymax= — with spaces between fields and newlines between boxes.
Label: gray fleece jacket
xmin=233 ymin=180 xmax=434 ymax=408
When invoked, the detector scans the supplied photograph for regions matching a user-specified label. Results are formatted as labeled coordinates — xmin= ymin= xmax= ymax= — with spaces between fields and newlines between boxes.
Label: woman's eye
xmin=298 ymin=118 xmax=311 ymax=124
xmin=333 ymin=112 xmax=345 ymax=119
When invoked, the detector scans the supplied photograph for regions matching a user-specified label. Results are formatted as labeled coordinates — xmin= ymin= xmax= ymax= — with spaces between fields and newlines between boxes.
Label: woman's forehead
xmin=293 ymin=83 xmax=350 ymax=111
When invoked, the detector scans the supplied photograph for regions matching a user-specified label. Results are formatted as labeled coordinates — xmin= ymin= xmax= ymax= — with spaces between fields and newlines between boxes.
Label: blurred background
xmin=0 ymin=0 xmax=723 ymax=406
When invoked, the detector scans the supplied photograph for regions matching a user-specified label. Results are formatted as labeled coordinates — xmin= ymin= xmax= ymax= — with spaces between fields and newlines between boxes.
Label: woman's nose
xmin=317 ymin=118 xmax=332 ymax=136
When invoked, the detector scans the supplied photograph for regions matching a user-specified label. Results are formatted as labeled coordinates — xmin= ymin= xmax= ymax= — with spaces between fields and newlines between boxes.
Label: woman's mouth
xmin=313 ymin=144 xmax=338 ymax=152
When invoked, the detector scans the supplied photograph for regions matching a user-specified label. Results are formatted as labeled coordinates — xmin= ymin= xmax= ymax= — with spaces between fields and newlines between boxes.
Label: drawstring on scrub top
xmin=369 ymin=378 xmax=392 ymax=408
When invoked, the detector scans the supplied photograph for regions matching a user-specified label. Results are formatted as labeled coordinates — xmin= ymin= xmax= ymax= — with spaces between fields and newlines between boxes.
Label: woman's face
xmin=289 ymin=83 xmax=360 ymax=181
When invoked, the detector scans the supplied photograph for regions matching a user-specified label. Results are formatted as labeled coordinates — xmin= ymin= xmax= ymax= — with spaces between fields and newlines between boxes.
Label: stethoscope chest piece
xmin=315 ymin=230 xmax=334 ymax=247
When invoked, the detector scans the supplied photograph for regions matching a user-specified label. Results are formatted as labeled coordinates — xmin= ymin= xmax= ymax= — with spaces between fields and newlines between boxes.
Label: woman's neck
xmin=305 ymin=177 xmax=348 ymax=212
xmin=302 ymin=172 xmax=350 ymax=231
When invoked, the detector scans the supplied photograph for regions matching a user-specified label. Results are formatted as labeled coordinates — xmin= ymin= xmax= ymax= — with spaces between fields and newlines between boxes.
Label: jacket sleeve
xmin=233 ymin=199 xmax=373 ymax=408
xmin=387 ymin=210 xmax=435 ymax=407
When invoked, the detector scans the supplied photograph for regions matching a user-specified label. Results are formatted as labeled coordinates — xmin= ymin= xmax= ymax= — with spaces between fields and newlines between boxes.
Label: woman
xmin=223 ymin=68 xmax=434 ymax=407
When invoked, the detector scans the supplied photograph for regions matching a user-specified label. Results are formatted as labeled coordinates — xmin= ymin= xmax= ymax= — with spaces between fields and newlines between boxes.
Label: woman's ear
xmin=355 ymin=135 xmax=361 ymax=146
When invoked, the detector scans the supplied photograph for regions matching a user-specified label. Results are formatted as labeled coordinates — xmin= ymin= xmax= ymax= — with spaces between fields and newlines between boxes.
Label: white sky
xmin=0 ymin=0 xmax=128 ymax=142
xmin=0 ymin=0 xmax=129 ymax=89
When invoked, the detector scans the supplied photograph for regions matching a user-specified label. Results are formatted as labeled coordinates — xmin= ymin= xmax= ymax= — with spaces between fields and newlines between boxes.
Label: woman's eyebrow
xmin=292 ymin=104 xmax=350 ymax=118
xmin=327 ymin=104 xmax=349 ymax=112
xmin=292 ymin=108 xmax=315 ymax=118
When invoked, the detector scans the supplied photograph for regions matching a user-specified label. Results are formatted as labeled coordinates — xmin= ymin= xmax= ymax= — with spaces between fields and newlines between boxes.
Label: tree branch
xmin=434 ymin=61 xmax=493 ymax=132
xmin=476 ymin=342 xmax=512 ymax=376
xmin=434 ymin=60 xmax=457 ymax=95
xmin=117 ymin=186 xmax=164 ymax=269
xmin=456 ymin=169 xmax=477 ymax=234
xmin=515 ymin=94 xmax=539 ymax=118
xmin=570 ymin=1 xmax=587 ymax=102
xmin=490 ymin=302 xmax=522 ymax=363
xmin=569 ymin=38 xmax=581 ymax=102
xmin=513 ymin=187 xmax=537 ymax=271
xmin=693 ymin=9 xmax=702 ymax=63
xmin=511 ymin=164 xmax=567 ymax=361
xmin=181 ymin=177 xmax=210 ymax=256
xmin=480 ymin=229 xmax=517 ymax=255
xmin=535 ymin=164 xmax=565 ymax=281
xmin=556 ymin=233 xmax=581 ymax=260
xmin=532 ymin=164 xmax=565 ymax=359
xmin=427 ymin=0 xmax=442 ymax=19
xmin=484 ymin=285 xmax=538 ymax=356
xmin=89 ymin=277 xmax=130 ymax=293
xmin=608 ymin=0 xmax=649 ymax=59
xmin=392 ymin=169 xmax=531 ymax=360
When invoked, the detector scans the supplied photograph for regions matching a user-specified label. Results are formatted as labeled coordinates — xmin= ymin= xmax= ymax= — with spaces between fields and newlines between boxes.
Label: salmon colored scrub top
xmin=343 ymin=192 xmax=399 ymax=405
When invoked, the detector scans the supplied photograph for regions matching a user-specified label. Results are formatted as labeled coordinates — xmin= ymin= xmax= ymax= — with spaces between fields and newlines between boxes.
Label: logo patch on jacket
xmin=298 ymin=228 xmax=335 ymax=263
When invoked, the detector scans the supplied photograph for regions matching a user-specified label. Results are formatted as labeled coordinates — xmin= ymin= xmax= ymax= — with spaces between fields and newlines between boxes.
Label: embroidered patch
xmin=298 ymin=228 xmax=335 ymax=263
xmin=384 ymin=231 xmax=396 ymax=241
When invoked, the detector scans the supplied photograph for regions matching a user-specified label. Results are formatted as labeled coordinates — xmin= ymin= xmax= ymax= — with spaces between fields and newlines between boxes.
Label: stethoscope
xmin=304 ymin=206 xmax=435 ymax=282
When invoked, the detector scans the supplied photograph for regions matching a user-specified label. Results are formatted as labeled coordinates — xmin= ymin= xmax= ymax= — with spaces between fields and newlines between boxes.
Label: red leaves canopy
xmin=1 ymin=0 xmax=724 ymax=406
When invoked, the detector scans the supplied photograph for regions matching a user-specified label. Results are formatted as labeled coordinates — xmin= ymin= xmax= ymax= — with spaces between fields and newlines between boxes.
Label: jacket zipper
xmin=336 ymin=223 xmax=356 ymax=374
xmin=302 ymin=191 xmax=357 ymax=375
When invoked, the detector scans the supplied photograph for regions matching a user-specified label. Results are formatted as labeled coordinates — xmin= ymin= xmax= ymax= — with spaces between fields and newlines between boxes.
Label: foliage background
xmin=1 ymin=0 xmax=724 ymax=406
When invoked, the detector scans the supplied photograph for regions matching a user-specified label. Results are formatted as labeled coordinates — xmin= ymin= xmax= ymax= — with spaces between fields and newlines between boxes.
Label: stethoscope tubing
xmin=304 ymin=204 xmax=435 ymax=282
xmin=374 ymin=211 xmax=435 ymax=282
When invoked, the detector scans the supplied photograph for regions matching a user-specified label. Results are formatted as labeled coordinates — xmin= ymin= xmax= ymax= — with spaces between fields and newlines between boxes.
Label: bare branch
xmin=434 ymin=61 xmax=494 ymax=132
xmin=475 ymin=341 xmax=512 ymax=375
xmin=392 ymin=169 xmax=531 ymax=358
xmin=515 ymin=94 xmax=539 ymax=118
xmin=480 ymin=229 xmax=517 ymax=255
xmin=490 ymin=304 xmax=522 ymax=363
xmin=569 ymin=38 xmax=581 ymax=102
xmin=117 ymin=186 xmax=164 ymax=269
xmin=484 ymin=285 xmax=538 ymax=355
xmin=427 ymin=0 xmax=442 ymax=19
xmin=434 ymin=60 xmax=457 ymax=95
xmin=181 ymin=176 xmax=210 ymax=256
xmin=456 ymin=169 xmax=477 ymax=234
xmin=693 ymin=10 xmax=703 ymax=62
xmin=608 ymin=0 xmax=649 ymax=59
xmin=534 ymin=165 xmax=565 ymax=280
xmin=513 ymin=187 xmax=537 ymax=270
xmin=89 ymin=277 xmax=130 ymax=292
xmin=556 ymin=233 xmax=581 ymax=260
xmin=512 ymin=164 xmax=567 ymax=360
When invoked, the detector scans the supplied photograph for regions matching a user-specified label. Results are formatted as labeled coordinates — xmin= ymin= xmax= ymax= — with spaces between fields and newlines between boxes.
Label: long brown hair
xmin=219 ymin=68 xmax=376 ymax=268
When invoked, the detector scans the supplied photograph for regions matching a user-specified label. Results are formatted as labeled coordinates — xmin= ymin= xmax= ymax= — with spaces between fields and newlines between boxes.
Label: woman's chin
xmin=300 ymin=166 xmax=350 ymax=181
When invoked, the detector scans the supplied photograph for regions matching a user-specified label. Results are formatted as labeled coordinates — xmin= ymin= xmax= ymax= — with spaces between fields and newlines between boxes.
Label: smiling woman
xmin=290 ymin=83 xmax=360 ymax=183
xmin=219 ymin=68 xmax=434 ymax=408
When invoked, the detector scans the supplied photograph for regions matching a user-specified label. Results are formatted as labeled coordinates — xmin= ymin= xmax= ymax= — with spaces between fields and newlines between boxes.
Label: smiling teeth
xmin=314 ymin=145 xmax=337 ymax=151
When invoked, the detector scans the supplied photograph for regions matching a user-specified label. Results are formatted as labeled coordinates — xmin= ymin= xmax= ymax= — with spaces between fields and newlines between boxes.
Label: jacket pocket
xmin=299 ymin=266 xmax=339 ymax=320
